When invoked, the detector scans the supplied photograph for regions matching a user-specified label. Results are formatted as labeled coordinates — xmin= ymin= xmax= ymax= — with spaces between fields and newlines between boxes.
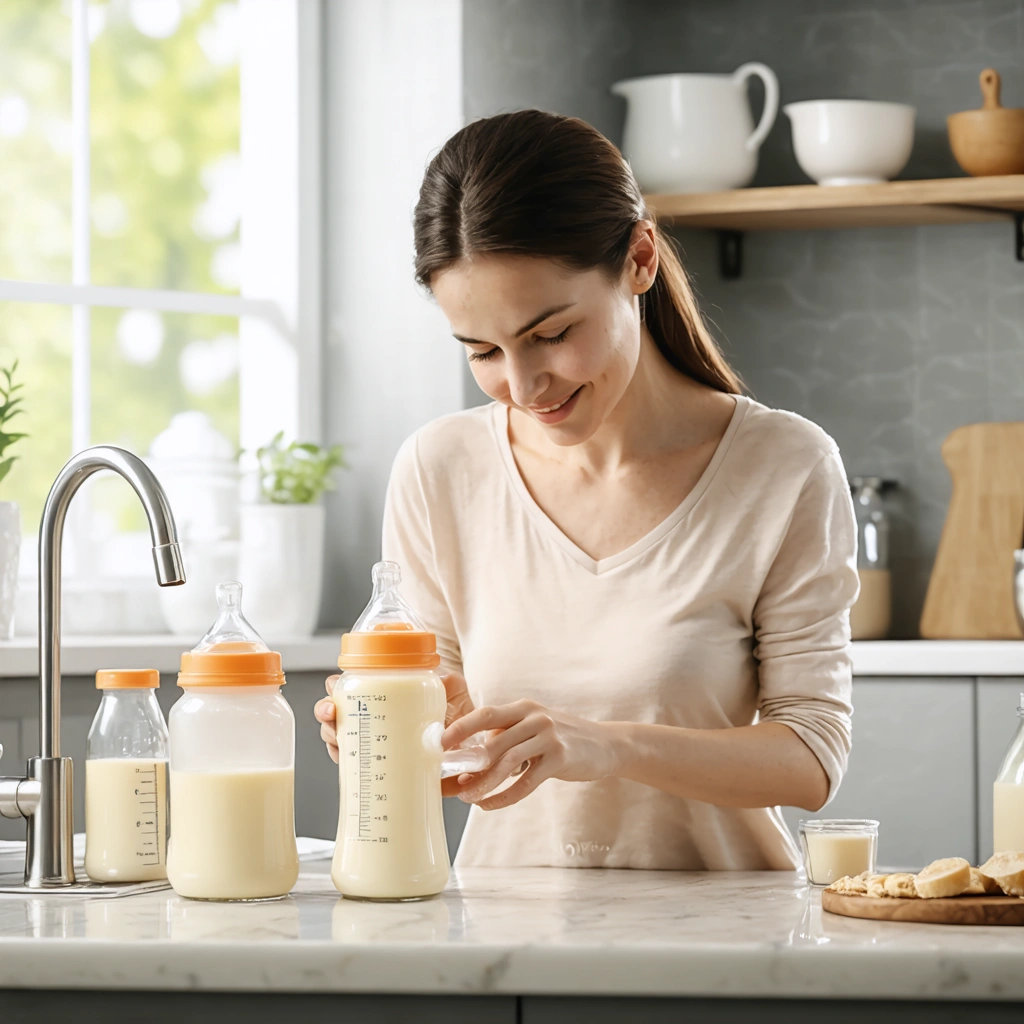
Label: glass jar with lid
xmin=166 ymin=581 xmax=299 ymax=901
xmin=849 ymin=476 xmax=893 ymax=640
xmin=85 ymin=668 xmax=169 ymax=883
xmin=993 ymin=693 xmax=1024 ymax=854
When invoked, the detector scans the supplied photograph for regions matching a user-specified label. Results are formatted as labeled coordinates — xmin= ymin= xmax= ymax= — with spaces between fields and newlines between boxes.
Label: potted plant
xmin=238 ymin=433 xmax=346 ymax=637
xmin=0 ymin=360 xmax=27 ymax=641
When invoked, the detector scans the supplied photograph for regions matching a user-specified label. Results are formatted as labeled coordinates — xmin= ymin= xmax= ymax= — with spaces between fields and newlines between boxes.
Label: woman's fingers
xmin=442 ymin=671 xmax=476 ymax=726
xmin=443 ymin=700 xmax=536 ymax=749
xmin=315 ymin=692 xmax=338 ymax=763
xmin=325 ymin=674 xmax=340 ymax=697
xmin=476 ymin=760 xmax=546 ymax=811
xmin=458 ymin=735 xmax=547 ymax=802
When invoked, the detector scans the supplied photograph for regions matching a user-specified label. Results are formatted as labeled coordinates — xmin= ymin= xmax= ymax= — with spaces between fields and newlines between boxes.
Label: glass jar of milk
xmin=85 ymin=668 xmax=169 ymax=882
xmin=331 ymin=561 xmax=488 ymax=902
xmin=167 ymin=581 xmax=299 ymax=901
xmin=993 ymin=693 xmax=1024 ymax=854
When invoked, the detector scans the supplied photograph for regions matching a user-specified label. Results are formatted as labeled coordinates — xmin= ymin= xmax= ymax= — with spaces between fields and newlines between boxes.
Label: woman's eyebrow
xmin=453 ymin=303 xmax=576 ymax=346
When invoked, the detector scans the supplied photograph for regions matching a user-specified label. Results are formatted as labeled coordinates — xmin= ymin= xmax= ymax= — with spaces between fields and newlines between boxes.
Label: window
xmin=0 ymin=0 xmax=321 ymax=620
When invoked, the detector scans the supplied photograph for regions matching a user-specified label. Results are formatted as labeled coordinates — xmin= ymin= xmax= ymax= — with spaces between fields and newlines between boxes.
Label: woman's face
xmin=431 ymin=236 xmax=655 ymax=446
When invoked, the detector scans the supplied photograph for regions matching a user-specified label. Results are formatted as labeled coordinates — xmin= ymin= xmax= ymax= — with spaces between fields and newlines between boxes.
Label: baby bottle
xmin=993 ymin=693 xmax=1024 ymax=854
xmin=84 ymin=669 xmax=169 ymax=883
xmin=331 ymin=561 xmax=487 ymax=901
xmin=167 ymin=581 xmax=299 ymax=901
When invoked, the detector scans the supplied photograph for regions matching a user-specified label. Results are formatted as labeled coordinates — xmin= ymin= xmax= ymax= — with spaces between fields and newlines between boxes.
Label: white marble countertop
xmin=3 ymin=637 xmax=1024 ymax=680
xmin=1 ymin=863 xmax=1023 ymax=999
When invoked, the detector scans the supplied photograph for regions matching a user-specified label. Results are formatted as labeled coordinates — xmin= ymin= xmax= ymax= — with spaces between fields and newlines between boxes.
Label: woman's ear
xmin=628 ymin=221 xmax=659 ymax=295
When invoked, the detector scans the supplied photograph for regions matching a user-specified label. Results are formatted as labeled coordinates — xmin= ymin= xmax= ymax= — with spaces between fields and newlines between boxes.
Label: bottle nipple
xmin=350 ymin=560 xmax=426 ymax=634
xmin=192 ymin=580 xmax=270 ymax=653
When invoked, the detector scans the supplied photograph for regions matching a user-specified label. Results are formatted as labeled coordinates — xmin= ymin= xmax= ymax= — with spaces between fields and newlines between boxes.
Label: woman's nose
xmin=505 ymin=353 xmax=548 ymax=409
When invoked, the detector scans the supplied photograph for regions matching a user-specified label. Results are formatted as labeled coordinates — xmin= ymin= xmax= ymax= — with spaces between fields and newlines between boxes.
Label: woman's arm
xmin=443 ymin=703 xmax=828 ymax=812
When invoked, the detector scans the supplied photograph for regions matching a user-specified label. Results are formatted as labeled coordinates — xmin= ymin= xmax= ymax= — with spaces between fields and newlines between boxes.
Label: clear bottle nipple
xmin=350 ymin=561 xmax=427 ymax=633
xmin=192 ymin=581 xmax=270 ymax=653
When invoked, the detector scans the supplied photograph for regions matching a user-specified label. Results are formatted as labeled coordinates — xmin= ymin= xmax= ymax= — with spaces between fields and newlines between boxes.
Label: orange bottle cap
xmin=178 ymin=641 xmax=286 ymax=688
xmin=338 ymin=626 xmax=440 ymax=670
xmin=96 ymin=668 xmax=160 ymax=690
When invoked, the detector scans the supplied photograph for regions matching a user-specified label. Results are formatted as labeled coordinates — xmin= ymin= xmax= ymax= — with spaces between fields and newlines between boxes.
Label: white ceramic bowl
xmin=784 ymin=100 xmax=915 ymax=186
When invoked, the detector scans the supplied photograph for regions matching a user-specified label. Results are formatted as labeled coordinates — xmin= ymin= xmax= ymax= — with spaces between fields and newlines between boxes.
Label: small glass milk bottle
xmin=993 ymin=693 xmax=1024 ymax=854
xmin=85 ymin=669 xmax=169 ymax=882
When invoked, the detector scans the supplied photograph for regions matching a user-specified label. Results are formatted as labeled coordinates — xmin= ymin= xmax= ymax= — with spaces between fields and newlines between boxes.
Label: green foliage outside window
xmin=0 ymin=0 xmax=240 ymax=539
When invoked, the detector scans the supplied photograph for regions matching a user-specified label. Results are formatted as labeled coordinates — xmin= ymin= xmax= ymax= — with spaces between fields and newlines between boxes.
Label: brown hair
xmin=413 ymin=109 xmax=741 ymax=395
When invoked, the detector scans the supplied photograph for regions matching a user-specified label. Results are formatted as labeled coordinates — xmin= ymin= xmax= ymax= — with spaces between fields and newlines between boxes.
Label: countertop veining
xmin=1 ymin=863 xmax=1023 ymax=999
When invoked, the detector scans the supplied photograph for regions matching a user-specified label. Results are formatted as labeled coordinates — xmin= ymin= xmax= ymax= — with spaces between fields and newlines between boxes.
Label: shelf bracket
xmin=1015 ymin=212 xmax=1023 ymax=263
xmin=718 ymin=230 xmax=743 ymax=280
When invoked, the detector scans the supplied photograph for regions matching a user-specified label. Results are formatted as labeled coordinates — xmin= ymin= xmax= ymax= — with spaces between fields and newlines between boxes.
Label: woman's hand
xmin=443 ymin=701 xmax=618 ymax=810
xmin=314 ymin=672 xmax=477 ymax=797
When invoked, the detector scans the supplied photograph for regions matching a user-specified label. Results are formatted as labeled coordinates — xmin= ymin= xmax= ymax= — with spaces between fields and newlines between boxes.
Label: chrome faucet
xmin=0 ymin=446 xmax=184 ymax=887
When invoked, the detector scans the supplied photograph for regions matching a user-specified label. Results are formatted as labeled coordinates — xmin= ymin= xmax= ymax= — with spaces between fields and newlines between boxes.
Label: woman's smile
xmin=528 ymin=385 xmax=584 ymax=424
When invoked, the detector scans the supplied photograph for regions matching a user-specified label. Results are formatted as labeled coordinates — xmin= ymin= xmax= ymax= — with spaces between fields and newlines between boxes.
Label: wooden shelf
xmin=646 ymin=175 xmax=1024 ymax=232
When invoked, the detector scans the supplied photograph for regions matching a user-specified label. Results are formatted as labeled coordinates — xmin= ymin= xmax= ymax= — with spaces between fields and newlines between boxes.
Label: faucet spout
xmin=13 ymin=445 xmax=185 ymax=888
xmin=39 ymin=446 xmax=185 ymax=760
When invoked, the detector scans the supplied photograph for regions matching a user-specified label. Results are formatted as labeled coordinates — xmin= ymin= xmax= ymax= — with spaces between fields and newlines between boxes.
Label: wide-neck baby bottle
xmin=331 ymin=561 xmax=485 ymax=901
xmin=167 ymin=581 xmax=299 ymax=901
xmin=85 ymin=669 xmax=169 ymax=883
xmin=993 ymin=693 xmax=1024 ymax=854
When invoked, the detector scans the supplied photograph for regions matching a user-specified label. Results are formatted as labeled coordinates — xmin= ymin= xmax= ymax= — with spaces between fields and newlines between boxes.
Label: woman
xmin=315 ymin=110 xmax=859 ymax=871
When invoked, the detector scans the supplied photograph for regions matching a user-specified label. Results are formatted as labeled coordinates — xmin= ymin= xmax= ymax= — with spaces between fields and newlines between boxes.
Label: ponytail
xmin=644 ymin=227 xmax=743 ymax=394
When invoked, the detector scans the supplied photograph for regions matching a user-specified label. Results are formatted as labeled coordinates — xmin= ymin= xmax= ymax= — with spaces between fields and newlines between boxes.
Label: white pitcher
xmin=612 ymin=64 xmax=779 ymax=194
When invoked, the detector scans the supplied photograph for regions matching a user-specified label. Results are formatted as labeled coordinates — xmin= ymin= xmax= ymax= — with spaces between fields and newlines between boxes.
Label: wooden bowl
xmin=947 ymin=69 xmax=1024 ymax=176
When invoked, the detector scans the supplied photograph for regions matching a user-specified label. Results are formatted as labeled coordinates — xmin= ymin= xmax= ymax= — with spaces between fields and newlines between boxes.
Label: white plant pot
xmin=238 ymin=504 xmax=325 ymax=638
xmin=0 ymin=501 xmax=19 ymax=641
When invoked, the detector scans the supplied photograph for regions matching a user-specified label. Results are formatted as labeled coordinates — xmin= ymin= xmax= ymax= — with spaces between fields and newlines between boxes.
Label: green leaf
xmin=0 ymin=458 xmax=14 ymax=487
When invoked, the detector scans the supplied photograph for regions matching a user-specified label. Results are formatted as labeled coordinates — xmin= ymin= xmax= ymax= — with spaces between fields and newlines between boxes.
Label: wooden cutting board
xmin=823 ymin=889 xmax=1024 ymax=925
xmin=920 ymin=422 xmax=1024 ymax=639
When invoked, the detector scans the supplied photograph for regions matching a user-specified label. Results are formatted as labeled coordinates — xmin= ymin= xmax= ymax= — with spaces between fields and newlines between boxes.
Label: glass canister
xmin=167 ymin=581 xmax=299 ymax=901
xmin=993 ymin=693 xmax=1024 ymax=854
xmin=849 ymin=476 xmax=893 ymax=640
xmin=85 ymin=668 xmax=169 ymax=883
xmin=331 ymin=561 xmax=487 ymax=902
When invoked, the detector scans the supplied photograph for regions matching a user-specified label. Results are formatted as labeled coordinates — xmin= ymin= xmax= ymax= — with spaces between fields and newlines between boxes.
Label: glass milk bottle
xmin=993 ymin=693 xmax=1024 ymax=853
xmin=167 ymin=581 xmax=299 ymax=901
xmin=85 ymin=669 xmax=169 ymax=882
xmin=331 ymin=561 xmax=487 ymax=901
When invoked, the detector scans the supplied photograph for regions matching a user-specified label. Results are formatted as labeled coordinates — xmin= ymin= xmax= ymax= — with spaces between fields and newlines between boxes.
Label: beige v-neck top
xmin=381 ymin=395 xmax=859 ymax=870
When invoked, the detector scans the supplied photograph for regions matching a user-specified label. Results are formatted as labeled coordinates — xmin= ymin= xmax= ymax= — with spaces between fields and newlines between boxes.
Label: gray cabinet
xmin=782 ymin=678 xmax=977 ymax=868
xmin=976 ymin=679 xmax=1023 ymax=863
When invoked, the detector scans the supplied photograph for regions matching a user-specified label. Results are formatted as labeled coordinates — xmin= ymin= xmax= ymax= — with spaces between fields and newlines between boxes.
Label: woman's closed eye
xmin=467 ymin=324 xmax=574 ymax=363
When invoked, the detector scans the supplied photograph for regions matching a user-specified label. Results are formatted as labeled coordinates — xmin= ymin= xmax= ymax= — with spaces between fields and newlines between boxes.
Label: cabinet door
xmin=781 ymin=679 xmax=976 ymax=868
xmin=977 ymin=679 xmax=1023 ymax=863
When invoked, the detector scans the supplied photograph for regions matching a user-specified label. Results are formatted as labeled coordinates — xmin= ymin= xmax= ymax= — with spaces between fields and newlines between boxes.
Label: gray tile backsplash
xmin=463 ymin=0 xmax=1024 ymax=635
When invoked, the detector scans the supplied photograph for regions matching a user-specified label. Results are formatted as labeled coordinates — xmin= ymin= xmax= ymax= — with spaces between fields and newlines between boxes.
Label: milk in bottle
xmin=167 ymin=582 xmax=299 ymax=901
xmin=85 ymin=669 xmax=169 ymax=882
xmin=331 ymin=561 xmax=488 ymax=901
xmin=993 ymin=693 xmax=1024 ymax=853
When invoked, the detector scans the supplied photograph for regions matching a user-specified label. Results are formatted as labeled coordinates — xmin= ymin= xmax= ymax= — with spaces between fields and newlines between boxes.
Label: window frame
xmin=0 ymin=0 xmax=323 ymax=579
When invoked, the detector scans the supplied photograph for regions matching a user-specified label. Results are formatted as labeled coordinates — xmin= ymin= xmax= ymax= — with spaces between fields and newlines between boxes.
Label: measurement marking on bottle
xmin=357 ymin=702 xmax=372 ymax=837
xmin=134 ymin=766 xmax=161 ymax=865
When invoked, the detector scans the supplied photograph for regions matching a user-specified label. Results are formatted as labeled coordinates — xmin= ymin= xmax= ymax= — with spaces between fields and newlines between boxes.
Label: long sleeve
xmin=752 ymin=446 xmax=860 ymax=804
xmin=381 ymin=432 xmax=463 ymax=675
